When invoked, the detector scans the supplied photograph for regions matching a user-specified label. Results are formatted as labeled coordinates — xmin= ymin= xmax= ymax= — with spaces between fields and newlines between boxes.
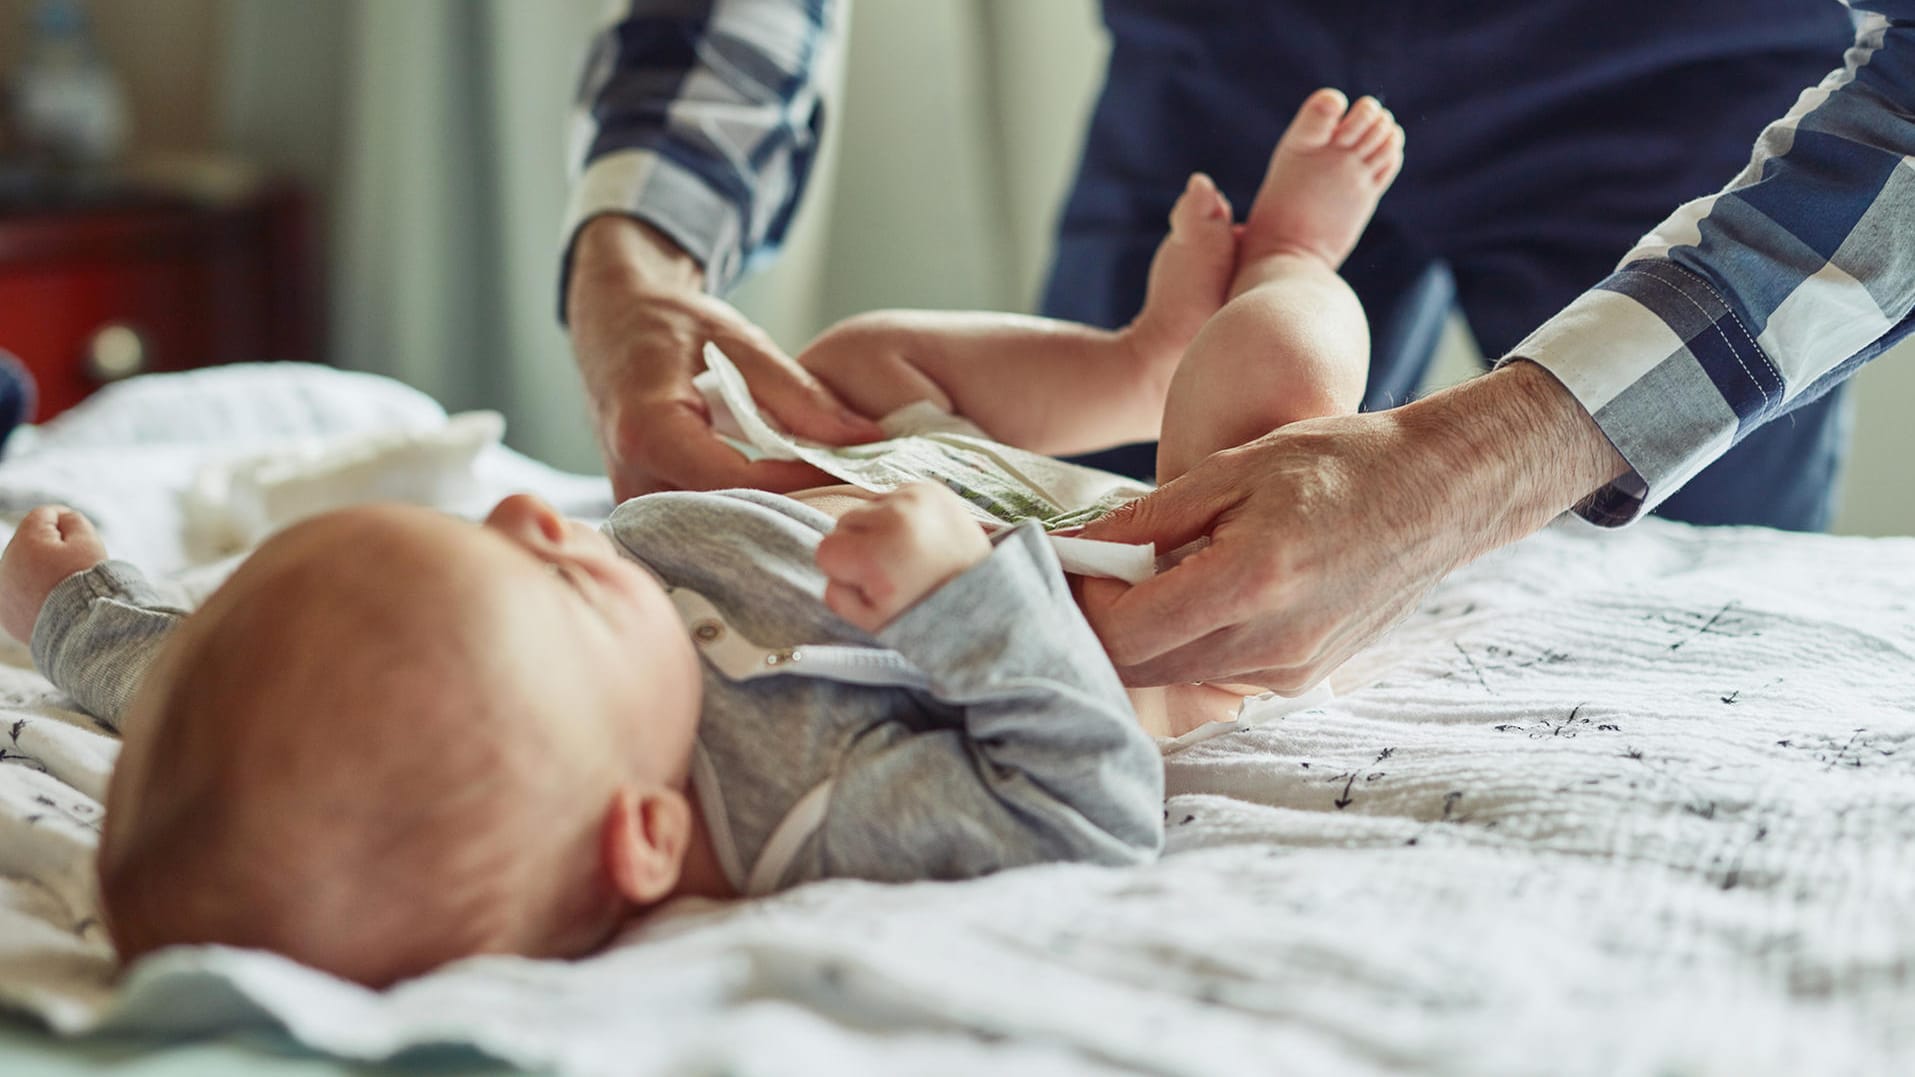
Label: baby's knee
xmin=1155 ymin=293 xmax=1366 ymax=480
xmin=1187 ymin=293 xmax=1364 ymax=413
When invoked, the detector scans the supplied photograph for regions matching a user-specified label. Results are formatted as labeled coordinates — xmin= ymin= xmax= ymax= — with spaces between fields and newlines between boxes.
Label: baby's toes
xmin=1165 ymin=174 xmax=1238 ymax=267
xmin=1282 ymin=87 xmax=1348 ymax=151
xmin=1332 ymin=96 xmax=1385 ymax=149
xmin=1169 ymin=172 xmax=1233 ymax=234
xmin=1368 ymin=125 xmax=1405 ymax=185
xmin=1352 ymin=108 xmax=1397 ymax=161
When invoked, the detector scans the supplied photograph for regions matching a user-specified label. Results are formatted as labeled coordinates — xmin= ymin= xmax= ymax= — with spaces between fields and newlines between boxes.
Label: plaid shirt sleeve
xmin=1507 ymin=1 xmax=1915 ymax=526
xmin=560 ymin=0 xmax=839 ymax=314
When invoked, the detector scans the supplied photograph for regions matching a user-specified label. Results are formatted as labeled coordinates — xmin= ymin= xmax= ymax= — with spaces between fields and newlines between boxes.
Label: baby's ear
xmin=601 ymin=786 xmax=689 ymax=905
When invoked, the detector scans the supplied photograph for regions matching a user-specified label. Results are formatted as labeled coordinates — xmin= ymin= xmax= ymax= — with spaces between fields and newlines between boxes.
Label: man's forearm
xmin=566 ymin=217 xmax=704 ymax=328
xmin=1402 ymin=359 xmax=1630 ymax=559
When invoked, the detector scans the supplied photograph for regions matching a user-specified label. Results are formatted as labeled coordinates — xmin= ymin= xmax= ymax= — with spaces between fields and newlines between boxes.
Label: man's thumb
xmin=1079 ymin=471 xmax=1222 ymax=554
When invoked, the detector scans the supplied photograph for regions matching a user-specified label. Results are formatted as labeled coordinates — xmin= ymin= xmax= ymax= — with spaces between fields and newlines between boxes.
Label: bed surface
xmin=1 ymin=366 xmax=1912 ymax=1076
xmin=0 ymin=1011 xmax=513 ymax=1075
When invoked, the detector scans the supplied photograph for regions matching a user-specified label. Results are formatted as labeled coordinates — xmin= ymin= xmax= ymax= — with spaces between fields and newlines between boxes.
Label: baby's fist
xmin=1 ymin=506 xmax=108 ymax=643
xmin=815 ymin=482 xmax=991 ymax=632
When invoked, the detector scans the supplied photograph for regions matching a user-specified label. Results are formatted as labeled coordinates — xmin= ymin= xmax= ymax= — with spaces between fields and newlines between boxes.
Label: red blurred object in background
xmin=0 ymin=178 xmax=317 ymax=420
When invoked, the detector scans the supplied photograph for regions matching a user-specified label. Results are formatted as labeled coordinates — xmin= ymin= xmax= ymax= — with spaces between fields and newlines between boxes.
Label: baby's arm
xmin=0 ymin=506 xmax=186 ymax=726
xmin=800 ymin=512 xmax=1164 ymax=885
xmin=814 ymin=482 xmax=992 ymax=632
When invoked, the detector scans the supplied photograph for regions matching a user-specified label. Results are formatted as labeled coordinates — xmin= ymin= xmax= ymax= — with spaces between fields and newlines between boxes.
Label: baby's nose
xmin=483 ymin=494 xmax=567 ymax=546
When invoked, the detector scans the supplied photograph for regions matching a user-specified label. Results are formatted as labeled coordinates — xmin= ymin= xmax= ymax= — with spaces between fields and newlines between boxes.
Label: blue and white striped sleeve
xmin=561 ymin=0 xmax=840 ymax=309
xmin=1506 ymin=1 xmax=1915 ymax=526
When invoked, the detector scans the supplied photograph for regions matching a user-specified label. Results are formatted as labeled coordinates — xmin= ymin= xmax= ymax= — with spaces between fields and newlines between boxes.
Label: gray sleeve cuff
xmin=31 ymin=560 xmax=187 ymax=728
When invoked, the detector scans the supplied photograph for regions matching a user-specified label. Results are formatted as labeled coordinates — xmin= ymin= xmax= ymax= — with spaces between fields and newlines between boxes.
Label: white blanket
xmin=1 ymin=365 xmax=1912 ymax=1075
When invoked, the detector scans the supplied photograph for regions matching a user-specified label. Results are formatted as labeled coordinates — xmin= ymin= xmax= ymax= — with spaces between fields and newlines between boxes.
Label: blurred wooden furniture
xmin=0 ymin=173 xmax=317 ymax=420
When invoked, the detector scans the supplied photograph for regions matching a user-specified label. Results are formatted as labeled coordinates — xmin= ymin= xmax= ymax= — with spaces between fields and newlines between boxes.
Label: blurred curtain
xmin=222 ymin=0 xmax=609 ymax=472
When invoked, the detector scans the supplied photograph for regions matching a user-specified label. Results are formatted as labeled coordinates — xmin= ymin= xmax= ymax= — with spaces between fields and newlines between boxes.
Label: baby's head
xmin=96 ymin=495 xmax=703 ymax=986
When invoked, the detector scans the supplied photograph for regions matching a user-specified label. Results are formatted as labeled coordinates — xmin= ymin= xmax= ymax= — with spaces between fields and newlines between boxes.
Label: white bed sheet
xmin=1 ymin=365 xmax=1912 ymax=1076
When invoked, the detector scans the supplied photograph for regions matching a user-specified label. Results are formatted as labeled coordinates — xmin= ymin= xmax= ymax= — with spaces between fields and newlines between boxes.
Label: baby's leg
xmin=1131 ymin=92 xmax=1402 ymax=720
xmin=1156 ymin=89 xmax=1403 ymax=483
xmin=797 ymin=175 xmax=1237 ymax=457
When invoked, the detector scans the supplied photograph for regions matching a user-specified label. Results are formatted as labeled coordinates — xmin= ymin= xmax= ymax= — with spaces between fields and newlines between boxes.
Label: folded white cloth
xmin=184 ymin=410 xmax=507 ymax=557
xmin=0 ymin=364 xmax=610 ymax=574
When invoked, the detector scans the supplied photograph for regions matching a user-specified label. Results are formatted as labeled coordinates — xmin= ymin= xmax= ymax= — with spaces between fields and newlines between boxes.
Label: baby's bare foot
xmin=1240 ymin=88 xmax=1404 ymax=274
xmin=1125 ymin=172 xmax=1238 ymax=369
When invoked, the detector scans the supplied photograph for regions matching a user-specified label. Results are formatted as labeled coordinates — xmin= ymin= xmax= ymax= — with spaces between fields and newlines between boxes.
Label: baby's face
xmin=473 ymin=492 xmax=699 ymax=757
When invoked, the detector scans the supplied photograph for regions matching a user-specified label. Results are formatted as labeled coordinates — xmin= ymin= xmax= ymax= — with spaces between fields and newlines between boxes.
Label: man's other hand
xmin=567 ymin=216 xmax=883 ymax=501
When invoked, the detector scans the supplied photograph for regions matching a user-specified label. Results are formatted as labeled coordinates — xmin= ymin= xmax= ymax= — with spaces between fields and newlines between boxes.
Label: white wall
xmin=733 ymin=0 xmax=1109 ymax=338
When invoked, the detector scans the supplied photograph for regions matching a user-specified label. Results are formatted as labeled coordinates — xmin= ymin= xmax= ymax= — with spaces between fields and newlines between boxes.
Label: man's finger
xmin=1118 ymin=641 xmax=1301 ymax=691
xmin=626 ymin=404 xmax=835 ymax=496
xmin=1078 ymin=465 xmax=1230 ymax=553
xmin=1107 ymin=617 xmax=1293 ymax=689
xmin=719 ymin=333 xmax=884 ymax=447
xmin=1112 ymin=597 xmax=1370 ymax=689
xmin=1078 ymin=537 xmax=1256 ymax=669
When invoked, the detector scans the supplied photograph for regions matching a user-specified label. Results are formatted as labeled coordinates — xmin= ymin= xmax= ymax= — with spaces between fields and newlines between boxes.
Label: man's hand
xmin=1 ymin=506 xmax=108 ymax=643
xmin=567 ymin=216 xmax=884 ymax=501
xmin=815 ymin=482 xmax=992 ymax=633
xmin=1077 ymin=360 xmax=1628 ymax=689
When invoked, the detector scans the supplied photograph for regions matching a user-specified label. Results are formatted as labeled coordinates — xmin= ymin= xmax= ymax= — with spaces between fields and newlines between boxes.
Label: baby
xmin=0 ymin=90 xmax=1399 ymax=988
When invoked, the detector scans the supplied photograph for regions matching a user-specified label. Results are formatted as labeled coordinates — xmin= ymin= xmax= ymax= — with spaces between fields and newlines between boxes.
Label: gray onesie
xmin=32 ymin=489 xmax=1164 ymax=896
